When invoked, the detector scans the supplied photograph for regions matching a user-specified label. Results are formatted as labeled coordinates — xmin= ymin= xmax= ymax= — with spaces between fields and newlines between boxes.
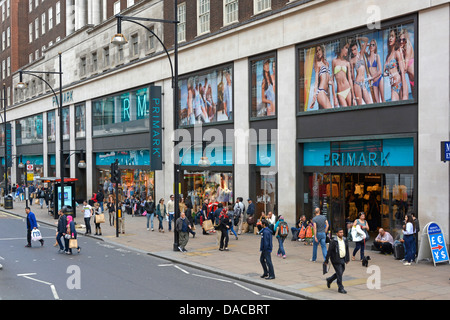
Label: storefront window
xmin=47 ymin=111 xmax=56 ymax=142
xmin=250 ymin=53 xmax=276 ymax=118
xmin=62 ymin=107 xmax=70 ymax=141
xmin=178 ymin=64 xmax=233 ymax=126
xmin=298 ymin=20 xmax=416 ymax=112
xmin=75 ymin=104 xmax=86 ymax=138
xmin=182 ymin=171 xmax=233 ymax=212
xmin=304 ymin=172 xmax=415 ymax=238
xmin=16 ymin=114 xmax=43 ymax=145
xmin=97 ymin=168 xmax=155 ymax=202
xmin=92 ymin=87 xmax=149 ymax=137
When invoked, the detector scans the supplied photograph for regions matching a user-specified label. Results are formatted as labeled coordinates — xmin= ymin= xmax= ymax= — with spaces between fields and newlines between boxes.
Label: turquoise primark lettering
xmin=324 ymin=152 xmax=390 ymax=167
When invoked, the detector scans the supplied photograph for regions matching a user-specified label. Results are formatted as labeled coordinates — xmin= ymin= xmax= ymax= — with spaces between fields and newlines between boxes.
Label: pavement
xmin=2 ymin=200 xmax=450 ymax=300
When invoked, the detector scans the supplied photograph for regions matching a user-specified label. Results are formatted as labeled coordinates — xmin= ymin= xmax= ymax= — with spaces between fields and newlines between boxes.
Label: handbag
xmin=31 ymin=228 xmax=42 ymax=241
xmin=96 ymin=213 xmax=105 ymax=223
xmin=69 ymin=238 xmax=78 ymax=249
xmin=246 ymin=215 xmax=255 ymax=225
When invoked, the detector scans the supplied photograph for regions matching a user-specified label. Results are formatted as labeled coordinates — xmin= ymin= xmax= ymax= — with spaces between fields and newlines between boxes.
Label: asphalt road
xmin=0 ymin=212 xmax=300 ymax=302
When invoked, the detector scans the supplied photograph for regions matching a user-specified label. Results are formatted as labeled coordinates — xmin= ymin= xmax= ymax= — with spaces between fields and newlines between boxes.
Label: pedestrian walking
xmin=246 ymin=198 xmax=255 ymax=233
xmin=185 ymin=197 xmax=196 ymax=238
xmin=352 ymin=212 xmax=369 ymax=261
xmin=117 ymin=202 xmax=125 ymax=234
xmin=176 ymin=211 xmax=191 ymax=252
xmin=274 ymin=215 xmax=287 ymax=258
xmin=106 ymin=195 xmax=115 ymax=226
xmin=25 ymin=207 xmax=44 ymax=247
xmin=64 ymin=215 xmax=81 ymax=255
xmin=56 ymin=210 xmax=67 ymax=253
xmin=145 ymin=196 xmax=155 ymax=231
xmin=82 ymin=200 xmax=93 ymax=235
xmin=259 ymin=219 xmax=275 ymax=280
xmin=218 ymin=208 xmax=230 ymax=251
xmin=402 ymin=214 xmax=416 ymax=266
xmin=311 ymin=207 xmax=329 ymax=262
xmin=234 ymin=197 xmax=245 ymax=235
xmin=167 ymin=195 xmax=175 ymax=231
xmin=156 ymin=198 xmax=166 ymax=233
xmin=93 ymin=202 xmax=103 ymax=235
xmin=325 ymin=228 xmax=349 ymax=294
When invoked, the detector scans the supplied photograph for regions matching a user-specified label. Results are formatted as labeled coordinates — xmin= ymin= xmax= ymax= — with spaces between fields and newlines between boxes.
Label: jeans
xmin=147 ymin=213 xmax=154 ymax=229
xmin=353 ymin=240 xmax=365 ymax=260
xmin=277 ymin=237 xmax=286 ymax=256
xmin=312 ymin=232 xmax=327 ymax=261
xmin=84 ymin=217 xmax=91 ymax=234
xmin=404 ymin=234 xmax=415 ymax=263
xmin=56 ymin=232 xmax=65 ymax=250
xmin=260 ymin=251 xmax=275 ymax=278
xmin=168 ymin=213 xmax=174 ymax=231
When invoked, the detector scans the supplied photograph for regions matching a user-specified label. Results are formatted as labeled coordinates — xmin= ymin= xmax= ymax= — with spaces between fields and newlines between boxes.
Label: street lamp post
xmin=111 ymin=0 xmax=181 ymax=251
xmin=17 ymin=53 xmax=65 ymax=209
xmin=1 ymin=84 xmax=7 ymax=197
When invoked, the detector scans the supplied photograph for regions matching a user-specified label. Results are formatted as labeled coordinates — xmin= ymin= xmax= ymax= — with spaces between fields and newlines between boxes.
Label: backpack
xmin=278 ymin=221 xmax=289 ymax=238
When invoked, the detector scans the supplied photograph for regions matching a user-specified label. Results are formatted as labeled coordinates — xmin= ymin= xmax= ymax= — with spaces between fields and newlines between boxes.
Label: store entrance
xmin=304 ymin=172 xmax=414 ymax=239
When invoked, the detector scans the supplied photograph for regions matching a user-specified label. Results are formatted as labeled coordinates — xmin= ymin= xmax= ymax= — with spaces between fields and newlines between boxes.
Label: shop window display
xmin=304 ymin=172 xmax=414 ymax=238
xmin=97 ymin=168 xmax=155 ymax=202
xmin=182 ymin=171 xmax=233 ymax=212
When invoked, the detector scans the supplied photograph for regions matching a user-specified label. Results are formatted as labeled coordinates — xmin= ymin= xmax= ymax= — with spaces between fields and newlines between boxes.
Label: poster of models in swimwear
xmin=250 ymin=55 xmax=277 ymax=118
xmin=178 ymin=65 xmax=233 ymax=126
xmin=299 ymin=22 xmax=415 ymax=112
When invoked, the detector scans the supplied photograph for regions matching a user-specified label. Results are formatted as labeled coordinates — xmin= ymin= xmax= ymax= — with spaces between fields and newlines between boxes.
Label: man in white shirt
xmin=82 ymin=200 xmax=93 ymax=235
xmin=167 ymin=195 xmax=175 ymax=232
xmin=374 ymin=228 xmax=394 ymax=254
xmin=325 ymin=228 xmax=349 ymax=294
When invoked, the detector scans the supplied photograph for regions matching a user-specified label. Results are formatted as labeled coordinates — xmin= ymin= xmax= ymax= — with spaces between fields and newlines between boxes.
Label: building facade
xmin=2 ymin=0 xmax=449 ymax=242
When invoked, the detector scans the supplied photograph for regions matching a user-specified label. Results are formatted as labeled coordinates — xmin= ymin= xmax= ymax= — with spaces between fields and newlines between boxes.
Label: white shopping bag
xmin=31 ymin=229 xmax=43 ymax=241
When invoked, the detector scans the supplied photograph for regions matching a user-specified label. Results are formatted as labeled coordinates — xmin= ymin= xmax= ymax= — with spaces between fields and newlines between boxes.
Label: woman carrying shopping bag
xmin=65 ymin=215 xmax=81 ymax=255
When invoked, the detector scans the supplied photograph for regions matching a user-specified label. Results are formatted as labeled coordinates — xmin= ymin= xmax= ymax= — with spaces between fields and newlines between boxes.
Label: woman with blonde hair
xmin=366 ymin=38 xmax=385 ymax=103
xmin=399 ymin=29 xmax=414 ymax=94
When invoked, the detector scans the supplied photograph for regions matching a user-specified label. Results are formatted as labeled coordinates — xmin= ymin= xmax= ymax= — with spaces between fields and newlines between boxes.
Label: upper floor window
xmin=197 ymin=0 xmax=210 ymax=35
xmin=224 ymin=0 xmax=238 ymax=25
xmin=114 ymin=1 xmax=121 ymax=15
xmin=56 ymin=1 xmax=61 ymax=25
xmin=177 ymin=3 xmax=186 ymax=42
xmin=254 ymin=0 xmax=271 ymax=14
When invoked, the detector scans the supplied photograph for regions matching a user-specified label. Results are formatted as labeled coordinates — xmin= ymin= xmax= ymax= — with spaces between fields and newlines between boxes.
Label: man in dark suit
xmin=324 ymin=228 xmax=349 ymax=294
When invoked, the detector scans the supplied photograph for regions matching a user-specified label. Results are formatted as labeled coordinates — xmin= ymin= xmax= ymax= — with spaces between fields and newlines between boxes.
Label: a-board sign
xmin=417 ymin=221 xmax=449 ymax=266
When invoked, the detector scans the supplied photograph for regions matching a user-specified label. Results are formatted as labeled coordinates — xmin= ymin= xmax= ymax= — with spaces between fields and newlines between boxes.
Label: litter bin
xmin=4 ymin=195 xmax=13 ymax=209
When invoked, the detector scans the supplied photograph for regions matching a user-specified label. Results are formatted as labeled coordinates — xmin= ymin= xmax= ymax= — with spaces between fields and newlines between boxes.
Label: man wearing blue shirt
xmin=25 ymin=207 xmax=44 ymax=247
xmin=259 ymin=219 xmax=275 ymax=280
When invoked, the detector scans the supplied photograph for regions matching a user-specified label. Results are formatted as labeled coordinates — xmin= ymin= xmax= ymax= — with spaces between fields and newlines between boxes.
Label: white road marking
xmin=174 ymin=265 xmax=190 ymax=274
xmin=17 ymin=273 xmax=61 ymax=300
xmin=233 ymin=282 xmax=260 ymax=295
xmin=192 ymin=274 xmax=232 ymax=283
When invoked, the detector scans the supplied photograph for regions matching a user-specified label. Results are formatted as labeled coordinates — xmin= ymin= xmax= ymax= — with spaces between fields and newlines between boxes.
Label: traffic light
xmin=110 ymin=160 xmax=121 ymax=184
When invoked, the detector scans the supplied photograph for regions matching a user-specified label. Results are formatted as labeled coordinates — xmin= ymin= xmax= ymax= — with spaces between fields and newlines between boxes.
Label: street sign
xmin=427 ymin=223 xmax=449 ymax=265
xmin=27 ymin=164 xmax=34 ymax=172
xmin=441 ymin=141 xmax=450 ymax=162
xmin=417 ymin=221 xmax=449 ymax=266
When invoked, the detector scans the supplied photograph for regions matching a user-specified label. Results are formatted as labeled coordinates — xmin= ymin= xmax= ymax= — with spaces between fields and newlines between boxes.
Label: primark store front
xmin=296 ymin=15 xmax=418 ymax=239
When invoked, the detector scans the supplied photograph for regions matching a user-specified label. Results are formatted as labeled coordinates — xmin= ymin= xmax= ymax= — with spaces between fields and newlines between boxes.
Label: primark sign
xmin=324 ymin=151 xmax=390 ymax=167
xmin=52 ymin=90 xmax=74 ymax=107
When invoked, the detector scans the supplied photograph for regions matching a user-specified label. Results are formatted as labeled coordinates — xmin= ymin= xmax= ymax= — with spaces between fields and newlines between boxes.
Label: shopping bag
xmin=31 ymin=229 xmax=43 ymax=241
xmin=69 ymin=239 xmax=78 ymax=249
xmin=95 ymin=214 xmax=105 ymax=223
xmin=202 ymin=219 xmax=214 ymax=232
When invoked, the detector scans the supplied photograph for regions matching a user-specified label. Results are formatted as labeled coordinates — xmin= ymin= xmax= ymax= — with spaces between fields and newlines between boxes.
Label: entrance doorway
xmin=304 ymin=172 xmax=415 ymax=239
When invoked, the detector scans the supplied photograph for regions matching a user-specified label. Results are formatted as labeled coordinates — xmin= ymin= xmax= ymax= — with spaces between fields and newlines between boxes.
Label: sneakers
xmin=403 ymin=262 xmax=411 ymax=266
